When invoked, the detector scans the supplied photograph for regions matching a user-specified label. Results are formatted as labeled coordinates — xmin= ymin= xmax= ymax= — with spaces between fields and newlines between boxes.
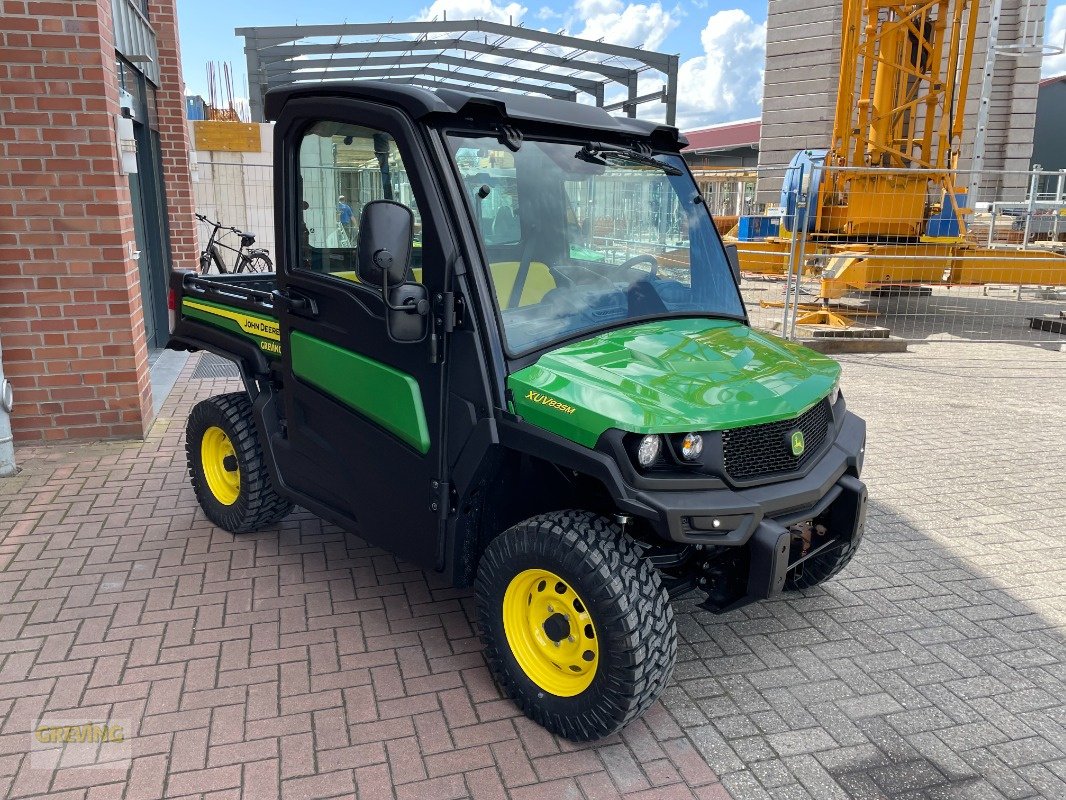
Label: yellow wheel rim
xmin=201 ymin=426 xmax=240 ymax=506
xmin=502 ymin=568 xmax=599 ymax=697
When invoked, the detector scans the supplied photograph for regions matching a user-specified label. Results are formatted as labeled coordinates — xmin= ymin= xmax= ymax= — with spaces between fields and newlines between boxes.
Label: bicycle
xmin=196 ymin=213 xmax=274 ymax=274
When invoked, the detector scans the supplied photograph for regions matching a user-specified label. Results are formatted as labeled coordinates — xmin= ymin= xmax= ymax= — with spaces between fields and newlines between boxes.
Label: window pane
xmin=447 ymin=134 xmax=744 ymax=355
xmin=297 ymin=122 xmax=420 ymax=279
xmin=453 ymin=145 xmax=521 ymax=245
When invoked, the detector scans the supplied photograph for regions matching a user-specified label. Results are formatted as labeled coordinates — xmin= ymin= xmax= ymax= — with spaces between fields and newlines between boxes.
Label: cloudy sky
xmin=177 ymin=0 xmax=1066 ymax=131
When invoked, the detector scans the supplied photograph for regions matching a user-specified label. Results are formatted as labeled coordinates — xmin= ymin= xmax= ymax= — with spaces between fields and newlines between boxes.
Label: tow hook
xmin=789 ymin=521 xmax=828 ymax=558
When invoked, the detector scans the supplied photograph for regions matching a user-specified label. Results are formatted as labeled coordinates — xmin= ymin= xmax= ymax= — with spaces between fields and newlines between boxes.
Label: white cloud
xmin=675 ymin=9 xmax=765 ymax=129
xmin=418 ymin=0 xmax=528 ymax=24
xmin=567 ymin=0 xmax=678 ymax=50
xmin=536 ymin=5 xmax=561 ymax=20
xmin=1044 ymin=3 xmax=1066 ymax=76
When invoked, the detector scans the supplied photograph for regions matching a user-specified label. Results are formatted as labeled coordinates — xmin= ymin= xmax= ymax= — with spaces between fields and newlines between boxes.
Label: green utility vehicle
xmin=168 ymin=82 xmax=868 ymax=741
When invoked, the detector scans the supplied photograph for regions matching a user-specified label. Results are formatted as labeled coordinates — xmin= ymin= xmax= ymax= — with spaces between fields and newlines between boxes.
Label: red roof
xmin=1039 ymin=73 xmax=1066 ymax=88
xmin=682 ymin=119 xmax=761 ymax=152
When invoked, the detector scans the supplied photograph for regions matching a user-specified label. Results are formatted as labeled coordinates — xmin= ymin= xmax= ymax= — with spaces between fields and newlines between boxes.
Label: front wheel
xmin=475 ymin=511 xmax=677 ymax=741
xmin=784 ymin=539 xmax=859 ymax=591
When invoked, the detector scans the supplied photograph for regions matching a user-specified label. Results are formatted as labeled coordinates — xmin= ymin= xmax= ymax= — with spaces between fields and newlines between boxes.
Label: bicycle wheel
xmin=241 ymin=253 xmax=273 ymax=273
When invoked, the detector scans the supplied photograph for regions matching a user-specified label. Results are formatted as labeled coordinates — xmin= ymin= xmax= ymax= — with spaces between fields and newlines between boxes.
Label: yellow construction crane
xmin=738 ymin=0 xmax=1064 ymax=327
xmin=820 ymin=0 xmax=977 ymax=237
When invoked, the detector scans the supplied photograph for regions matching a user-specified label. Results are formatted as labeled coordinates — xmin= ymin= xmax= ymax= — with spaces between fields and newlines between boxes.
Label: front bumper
xmin=622 ymin=411 xmax=867 ymax=611
xmin=621 ymin=411 xmax=866 ymax=544
xmin=740 ymin=473 xmax=867 ymax=605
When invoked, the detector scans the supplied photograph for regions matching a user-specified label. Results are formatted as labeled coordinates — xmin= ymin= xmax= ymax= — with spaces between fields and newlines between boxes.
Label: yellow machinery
xmin=737 ymin=0 xmax=1066 ymax=326
xmin=824 ymin=0 xmax=975 ymax=236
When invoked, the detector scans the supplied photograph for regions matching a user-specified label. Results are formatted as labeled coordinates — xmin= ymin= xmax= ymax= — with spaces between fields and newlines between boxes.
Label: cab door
xmin=272 ymin=100 xmax=450 ymax=570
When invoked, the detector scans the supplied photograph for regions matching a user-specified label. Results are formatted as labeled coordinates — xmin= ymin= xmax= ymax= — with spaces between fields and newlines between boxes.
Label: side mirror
xmin=724 ymin=243 xmax=742 ymax=284
xmin=357 ymin=200 xmax=413 ymax=286
xmin=387 ymin=283 xmax=430 ymax=343
xmin=357 ymin=200 xmax=429 ymax=344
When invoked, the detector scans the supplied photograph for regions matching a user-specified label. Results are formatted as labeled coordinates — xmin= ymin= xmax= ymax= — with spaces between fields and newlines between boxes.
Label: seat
xmin=332 ymin=268 xmax=424 ymax=284
xmin=489 ymin=261 xmax=556 ymax=308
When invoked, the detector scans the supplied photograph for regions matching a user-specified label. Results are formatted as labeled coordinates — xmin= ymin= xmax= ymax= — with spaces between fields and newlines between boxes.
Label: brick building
xmin=0 ymin=0 xmax=196 ymax=443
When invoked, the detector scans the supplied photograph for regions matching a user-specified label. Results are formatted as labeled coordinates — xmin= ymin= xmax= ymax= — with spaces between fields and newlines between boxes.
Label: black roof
xmin=263 ymin=81 xmax=686 ymax=148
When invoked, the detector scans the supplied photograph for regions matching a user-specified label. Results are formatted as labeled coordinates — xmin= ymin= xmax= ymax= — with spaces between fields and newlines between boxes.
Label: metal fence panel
xmin=733 ymin=165 xmax=1066 ymax=344
xmin=193 ymin=160 xmax=275 ymax=272
xmin=188 ymin=158 xmax=1066 ymax=344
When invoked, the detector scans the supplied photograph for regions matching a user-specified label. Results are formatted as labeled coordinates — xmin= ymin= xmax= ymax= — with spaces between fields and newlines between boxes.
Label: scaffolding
xmin=237 ymin=19 xmax=679 ymax=125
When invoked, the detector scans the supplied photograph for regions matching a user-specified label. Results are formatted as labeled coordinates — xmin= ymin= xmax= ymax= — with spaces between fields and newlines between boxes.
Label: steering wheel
xmin=619 ymin=254 xmax=660 ymax=278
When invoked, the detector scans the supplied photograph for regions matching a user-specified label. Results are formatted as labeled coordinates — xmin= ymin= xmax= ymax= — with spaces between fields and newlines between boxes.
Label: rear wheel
xmin=242 ymin=253 xmax=273 ymax=273
xmin=475 ymin=511 xmax=676 ymax=741
xmin=186 ymin=392 xmax=293 ymax=532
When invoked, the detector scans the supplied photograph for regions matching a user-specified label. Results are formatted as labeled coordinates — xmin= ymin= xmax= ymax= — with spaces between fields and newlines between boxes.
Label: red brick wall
xmin=148 ymin=0 xmax=198 ymax=271
xmin=0 ymin=0 xmax=153 ymax=442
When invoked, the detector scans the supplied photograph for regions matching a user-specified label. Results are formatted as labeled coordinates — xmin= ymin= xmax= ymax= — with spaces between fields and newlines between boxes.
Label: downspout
xmin=0 ymin=332 xmax=15 ymax=477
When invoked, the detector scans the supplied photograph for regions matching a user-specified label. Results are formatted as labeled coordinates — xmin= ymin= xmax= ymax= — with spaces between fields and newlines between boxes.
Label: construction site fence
xmin=193 ymin=160 xmax=275 ymax=268
xmin=191 ymin=159 xmax=1066 ymax=345
xmin=734 ymin=164 xmax=1066 ymax=345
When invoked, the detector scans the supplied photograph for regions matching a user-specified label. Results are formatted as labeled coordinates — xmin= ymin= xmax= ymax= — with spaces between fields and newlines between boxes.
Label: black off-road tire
xmin=186 ymin=392 xmax=293 ymax=532
xmin=475 ymin=510 xmax=677 ymax=741
xmin=784 ymin=539 xmax=859 ymax=591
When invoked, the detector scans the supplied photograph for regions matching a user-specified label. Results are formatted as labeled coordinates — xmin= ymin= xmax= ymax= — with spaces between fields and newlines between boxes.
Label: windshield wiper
xmin=576 ymin=143 xmax=682 ymax=176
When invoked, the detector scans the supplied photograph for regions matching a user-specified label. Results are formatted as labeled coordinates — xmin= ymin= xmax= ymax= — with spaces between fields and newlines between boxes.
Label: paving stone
xmin=2 ymin=341 xmax=1064 ymax=800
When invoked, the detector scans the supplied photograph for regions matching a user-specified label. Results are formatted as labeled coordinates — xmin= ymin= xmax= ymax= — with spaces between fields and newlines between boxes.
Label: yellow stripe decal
xmin=184 ymin=300 xmax=281 ymax=341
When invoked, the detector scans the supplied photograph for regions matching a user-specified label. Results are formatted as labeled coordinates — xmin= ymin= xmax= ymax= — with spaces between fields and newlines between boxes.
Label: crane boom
xmin=745 ymin=0 xmax=1066 ymax=324
xmin=814 ymin=0 xmax=980 ymax=237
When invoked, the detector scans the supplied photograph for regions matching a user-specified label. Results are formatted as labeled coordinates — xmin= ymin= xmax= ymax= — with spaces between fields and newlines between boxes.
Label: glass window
xmin=454 ymin=146 xmax=521 ymax=245
xmin=448 ymin=134 xmax=744 ymax=355
xmin=297 ymin=122 xmax=421 ymax=280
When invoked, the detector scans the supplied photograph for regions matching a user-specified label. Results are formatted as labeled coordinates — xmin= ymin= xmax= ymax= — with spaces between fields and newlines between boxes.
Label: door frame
xmin=270 ymin=96 xmax=461 ymax=568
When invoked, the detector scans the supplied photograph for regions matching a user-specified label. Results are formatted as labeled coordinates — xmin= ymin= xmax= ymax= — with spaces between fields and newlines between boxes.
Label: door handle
xmin=271 ymin=289 xmax=318 ymax=318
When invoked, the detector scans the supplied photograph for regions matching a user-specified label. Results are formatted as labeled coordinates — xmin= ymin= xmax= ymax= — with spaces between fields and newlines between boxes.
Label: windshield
xmin=448 ymin=134 xmax=745 ymax=354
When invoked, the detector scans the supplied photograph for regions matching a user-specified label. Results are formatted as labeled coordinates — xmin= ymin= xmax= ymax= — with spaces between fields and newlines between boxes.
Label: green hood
xmin=508 ymin=318 xmax=840 ymax=448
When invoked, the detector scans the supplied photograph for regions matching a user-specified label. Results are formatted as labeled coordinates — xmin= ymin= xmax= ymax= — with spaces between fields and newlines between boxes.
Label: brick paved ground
xmin=1 ymin=342 xmax=1063 ymax=799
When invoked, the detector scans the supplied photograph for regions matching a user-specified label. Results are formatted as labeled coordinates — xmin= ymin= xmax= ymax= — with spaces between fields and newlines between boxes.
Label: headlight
xmin=680 ymin=433 xmax=703 ymax=460
xmin=636 ymin=434 xmax=661 ymax=467
xmin=829 ymin=379 xmax=840 ymax=406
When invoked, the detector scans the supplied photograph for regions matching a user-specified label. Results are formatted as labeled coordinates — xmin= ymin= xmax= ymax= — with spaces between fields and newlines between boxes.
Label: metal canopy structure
xmin=236 ymin=20 xmax=679 ymax=126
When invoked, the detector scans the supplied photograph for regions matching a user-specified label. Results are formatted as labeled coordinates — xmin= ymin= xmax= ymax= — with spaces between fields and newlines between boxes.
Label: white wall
xmin=191 ymin=123 xmax=277 ymax=264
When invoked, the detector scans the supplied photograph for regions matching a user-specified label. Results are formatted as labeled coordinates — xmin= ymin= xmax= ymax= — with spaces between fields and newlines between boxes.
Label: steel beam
xmin=269 ymin=67 xmax=578 ymax=100
xmin=238 ymin=19 xmax=676 ymax=123
xmin=665 ymin=54 xmax=679 ymax=127
xmin=263 ymin=53 xmax=604 ymax=95
xmin=603 ymin=87 xmax=667 ymax=114
xmin=335 ymin=75 xmax=576 ymax=103
xmin=236 ymin=20 xmax=674 ymax=70
xmin=255 ymin=39 xmax=633 ymax=81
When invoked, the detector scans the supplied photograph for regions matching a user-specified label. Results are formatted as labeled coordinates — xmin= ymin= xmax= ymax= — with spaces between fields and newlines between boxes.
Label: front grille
xmin=722 ymin=399 xmax=831 ymax=482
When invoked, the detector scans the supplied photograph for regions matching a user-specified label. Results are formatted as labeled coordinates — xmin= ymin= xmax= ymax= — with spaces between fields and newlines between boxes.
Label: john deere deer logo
xmin=790 ymin=430 xmax=806 ymax=457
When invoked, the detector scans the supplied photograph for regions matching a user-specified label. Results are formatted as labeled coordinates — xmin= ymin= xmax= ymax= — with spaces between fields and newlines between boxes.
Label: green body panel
xmin=508 ymin=319 xmax=841 ymax=448
xmin=181 ymin=297 xmax=282 ymax=358
xmin=289 ymin=331 xmax=431 ymax=454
